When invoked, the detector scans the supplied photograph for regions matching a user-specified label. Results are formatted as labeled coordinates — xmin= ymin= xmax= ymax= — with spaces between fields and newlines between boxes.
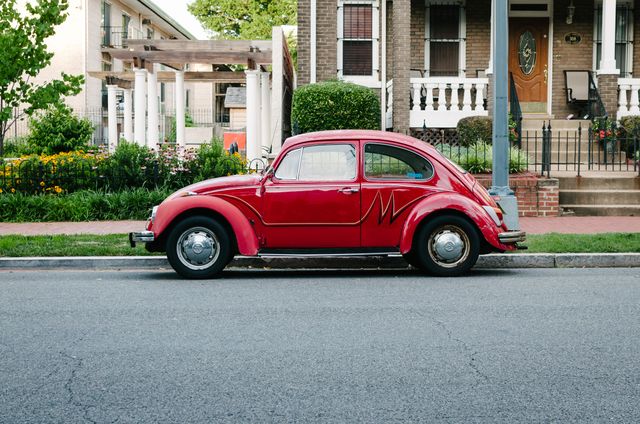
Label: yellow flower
xmin=0 ymin=188 xmax=3 ymax=193
xmin=10 ymin=188 xmax=15 ymax=193
xmin=40 ymin=181 xmax=45 ymax=187
xmin=54 ymin=186 xmax=62 ymax=194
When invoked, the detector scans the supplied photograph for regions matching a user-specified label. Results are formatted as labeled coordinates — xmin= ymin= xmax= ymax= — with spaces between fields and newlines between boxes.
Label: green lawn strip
xmin=0 ymin=232 xmax=639 ymax=257
xmin=517 ymin=233 xmax=640 ymax=253
xmin=0 ymin=234 xmax=159 ymax=257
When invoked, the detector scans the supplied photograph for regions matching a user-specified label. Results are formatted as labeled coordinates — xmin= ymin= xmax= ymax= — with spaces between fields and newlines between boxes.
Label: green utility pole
xmin=489 ymin=0 xmax=520 ymax=230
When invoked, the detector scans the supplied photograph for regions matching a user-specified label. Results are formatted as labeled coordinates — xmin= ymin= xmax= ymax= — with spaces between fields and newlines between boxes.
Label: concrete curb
xmin=1 ymin=253 xmax=639 ymax=270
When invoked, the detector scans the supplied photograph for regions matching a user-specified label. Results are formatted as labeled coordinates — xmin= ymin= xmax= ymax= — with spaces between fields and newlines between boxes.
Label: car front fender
xmin=152 ymin=195 xmax=259 ymax=256
xmin=399 ymin=192 xmax=507 ymax=254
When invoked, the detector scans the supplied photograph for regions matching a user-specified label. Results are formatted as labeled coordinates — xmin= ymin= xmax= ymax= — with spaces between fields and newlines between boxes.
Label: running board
xmin=257 ymin=248 xmax=401 ymax=258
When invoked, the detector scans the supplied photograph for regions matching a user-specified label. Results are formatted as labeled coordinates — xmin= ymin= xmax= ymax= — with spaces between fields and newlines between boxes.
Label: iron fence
xmin=0 ymin=157 xmax=252 ymax=195
xmin=426 ymin=122 xmax=640 ymax=178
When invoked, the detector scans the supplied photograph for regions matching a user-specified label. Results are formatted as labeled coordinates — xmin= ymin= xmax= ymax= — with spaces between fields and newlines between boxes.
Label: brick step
xmin=560 ymin=189 xmax=640 ymax=205
xmin=521 ymin=119 xmax=591 ymax=131
xmin=560 ymin=204 xmax=640 ymax=216
xmin=558 ymin=176 xmax=640 ymax=190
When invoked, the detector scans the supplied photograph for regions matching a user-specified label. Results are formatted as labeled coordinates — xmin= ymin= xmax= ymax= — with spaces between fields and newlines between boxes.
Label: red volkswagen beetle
xmin=130 ymin=130 xmax=525 ymax=278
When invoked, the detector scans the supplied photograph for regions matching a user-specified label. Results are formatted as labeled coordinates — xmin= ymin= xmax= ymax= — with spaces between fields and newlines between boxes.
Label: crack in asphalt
xmin=61 ymin=352 xmax=97 ymax=424
xmin=415 ymin=309 xmax=490 ymax=386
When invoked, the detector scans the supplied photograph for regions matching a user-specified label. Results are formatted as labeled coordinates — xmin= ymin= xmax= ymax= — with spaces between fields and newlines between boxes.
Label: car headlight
xmin=151 ymin=205 xmax=159 ymax=223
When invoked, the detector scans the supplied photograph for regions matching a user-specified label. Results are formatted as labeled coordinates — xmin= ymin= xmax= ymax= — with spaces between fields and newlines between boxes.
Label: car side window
xmin=364 ymin=143 xmax=434 ymax=180
xmin=274 ymin=148 xmax=302 ymax=180
xmin=298 ymin=144 xmax=356 ymax=181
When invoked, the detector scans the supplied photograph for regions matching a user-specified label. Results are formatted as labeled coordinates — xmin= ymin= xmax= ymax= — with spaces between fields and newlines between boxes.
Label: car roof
xmin=282 ymin=130 xmax=438 ymax=155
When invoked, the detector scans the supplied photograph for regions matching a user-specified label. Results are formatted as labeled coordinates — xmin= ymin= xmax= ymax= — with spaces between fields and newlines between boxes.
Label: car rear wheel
xmin=414 ymin=215 xmax=480 ymax=277
xmin=166 ymin=216 xmax=232 ymax=279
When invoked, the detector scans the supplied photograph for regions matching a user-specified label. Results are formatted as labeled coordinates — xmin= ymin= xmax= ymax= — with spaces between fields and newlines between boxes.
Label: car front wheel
xmin=414 ymin=215 xmax=480 ymax=277
xmin=166 ymin=216 xmax=232 ymax=279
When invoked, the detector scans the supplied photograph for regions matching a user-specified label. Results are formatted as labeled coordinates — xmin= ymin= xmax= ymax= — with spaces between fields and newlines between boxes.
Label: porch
xmin=385 ymin=77 xmax=489 ymax=129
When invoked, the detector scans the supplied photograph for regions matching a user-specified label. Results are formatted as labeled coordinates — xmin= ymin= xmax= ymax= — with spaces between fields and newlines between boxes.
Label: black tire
xmin=414 ymin=215 xmax=480 ymax=277
xmin=402 ymin=250 xmax=421 ymax=269
xmin=165 ymin=216 xmax=232 ymax=279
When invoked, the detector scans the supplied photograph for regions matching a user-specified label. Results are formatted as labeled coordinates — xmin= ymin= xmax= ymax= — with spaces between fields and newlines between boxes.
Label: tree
xmin=188 ymin=0 xmax=296 ymax=40
xmin=0 ymin=0 xmax=83 ymax=156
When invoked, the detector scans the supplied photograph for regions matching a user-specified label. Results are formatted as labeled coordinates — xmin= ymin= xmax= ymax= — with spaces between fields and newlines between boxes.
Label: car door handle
xmin=338 ymin=187 xmax=359 ymax=194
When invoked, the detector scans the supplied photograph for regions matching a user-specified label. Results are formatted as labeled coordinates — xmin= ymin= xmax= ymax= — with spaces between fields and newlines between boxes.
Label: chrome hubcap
xmin=428 ymin=225 xmax=470 ymax=268
xmin=176 ymin=227 xmax=220 ymax=270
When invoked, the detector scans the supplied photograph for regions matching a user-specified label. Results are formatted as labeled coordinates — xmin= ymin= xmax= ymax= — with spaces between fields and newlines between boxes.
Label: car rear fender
xmin=153 ymin=196 xmax=259 ymax=256
xmin=399 ymin=192 xmax=505 ymax=254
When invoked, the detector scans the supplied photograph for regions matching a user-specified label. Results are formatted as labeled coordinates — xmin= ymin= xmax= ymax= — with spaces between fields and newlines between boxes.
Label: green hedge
xmin=0 ymin=188 xmax=172 ymax=222
xmin=291 ymin=81 xmax=380 ymax=134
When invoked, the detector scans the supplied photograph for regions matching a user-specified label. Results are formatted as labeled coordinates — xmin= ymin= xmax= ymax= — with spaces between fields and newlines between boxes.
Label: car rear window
xmin=364 ymin=143 xmax=434 ymax=180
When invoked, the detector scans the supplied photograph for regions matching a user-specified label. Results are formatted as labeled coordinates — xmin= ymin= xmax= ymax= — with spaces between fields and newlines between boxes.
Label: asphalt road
xmin=1 ymin=268 xmax=639 ymax=423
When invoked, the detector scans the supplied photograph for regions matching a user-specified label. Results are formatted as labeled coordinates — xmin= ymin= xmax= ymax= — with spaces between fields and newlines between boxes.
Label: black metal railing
xmin=426 ymin=124 xmax=639 ymax=178
xmin=0 ymin=157 xmax=253 ymax=195
xmin=588 ymin=72 xmax=608 ymax=119
xmin=509 ymin=72 xmax=523 ymax=147
xmin=101 ymin=26 xmax=145 ymax=48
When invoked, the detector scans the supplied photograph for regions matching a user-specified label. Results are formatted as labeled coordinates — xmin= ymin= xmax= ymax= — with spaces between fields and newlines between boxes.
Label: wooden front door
xmin=509 ymin=18 xmax=549 ymax=105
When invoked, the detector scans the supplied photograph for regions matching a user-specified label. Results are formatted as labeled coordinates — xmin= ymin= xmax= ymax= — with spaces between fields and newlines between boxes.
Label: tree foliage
xmin=188 ymin=0 xmax=297 ymax=39
xmin=27 ymin=105 xmax=93 ymax=154
xmin=0 ymin=0 xmax=83 ymax=155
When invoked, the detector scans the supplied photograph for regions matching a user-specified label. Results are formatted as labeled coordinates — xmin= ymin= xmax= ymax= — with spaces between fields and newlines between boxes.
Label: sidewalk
xmin=0 ymin=216 xmax=639 ymax=236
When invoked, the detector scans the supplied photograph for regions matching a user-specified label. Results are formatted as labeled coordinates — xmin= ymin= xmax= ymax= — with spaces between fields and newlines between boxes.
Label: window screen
xmin=342 ymin=4 xmax=373 ymax=76
xmin=428 ymin=5 xmax=461 ymax=77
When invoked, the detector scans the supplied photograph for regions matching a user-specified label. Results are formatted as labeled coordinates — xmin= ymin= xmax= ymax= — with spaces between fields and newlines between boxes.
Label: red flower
xmin=599 ymin=130 xmax=605 ymax=139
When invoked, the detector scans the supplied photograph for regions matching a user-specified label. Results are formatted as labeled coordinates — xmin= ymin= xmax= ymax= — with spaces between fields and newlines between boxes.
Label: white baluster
xmin=479 ymin=82 xmax=487 ymax=110
xmin=618 ymin=83 xmax=629 ymax=115
xmin=386 ymin=82 xmax=393 ymax=114
xmin=630 ymin=83 xmax=640 ymax=115
xmin=412 ymin=82 xmax=421 ymax=111
xmin=462 ymin=83 xmax=472 ymax=111
xmin=439 ymin=83 xmax=448 ymax=110
xmin=425 ymin=83 xmax=434 ymax=112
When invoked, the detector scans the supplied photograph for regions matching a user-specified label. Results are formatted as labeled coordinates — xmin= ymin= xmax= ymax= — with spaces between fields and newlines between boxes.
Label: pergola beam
xmin=125 ymin=39 xmax=273 ymax=52
xmin=89 ymin=71 xmax=247 ymax=83
xmin=104 ymin=49 xmax=272 ymax=65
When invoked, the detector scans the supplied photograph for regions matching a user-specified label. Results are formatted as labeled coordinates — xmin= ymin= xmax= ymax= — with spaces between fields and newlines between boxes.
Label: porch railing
xmin=386 ymin=77 xmax=489 ymax=129
xmin=617 ymin=78 xmax=640 ymax=118
xmin=101 ymin=26 xmax=146 ymax=48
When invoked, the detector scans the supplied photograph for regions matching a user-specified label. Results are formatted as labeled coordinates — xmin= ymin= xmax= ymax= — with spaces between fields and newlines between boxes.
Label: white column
xmin=123 ymin=88 xmax=133 ymax=142
xmin=106 ymin=84 xmax=118 ymax=153
xmin=175 ymin=70 xmax=185 ymax=148
xmin=134 ymin=68 xmax=147 ymax=146
xmin=147 ymin=67 xmax=159 ymax=148
xmin=260 ymin=72 xmax=271 ymax=153
xmin=245 ymin=69 xmax=262 ymax=165
xmin=598 ymin=0 xmax=619 ymax=74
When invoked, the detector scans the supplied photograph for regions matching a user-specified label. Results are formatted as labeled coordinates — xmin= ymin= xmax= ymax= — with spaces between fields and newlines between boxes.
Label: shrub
xmin=456 ymin=115 xmax=519 ymax=147
xmin=0 ymin=188 xmax=172 ymax=222
xmin=1 ymin=137 xmax=35 ymax=158
xmin=617 ymin=116 xmax=640 ymax=156
xmin=436 ymin=142 xmax=530 ymax=174
xmin=456 ymin=116 xmax=493 ymax=146
xmin=1 ymin=151 xmax=106 ymax=195
xmin=187 ymin=139 xmax=246 ymax=182
xmin=291 ymin=80 xmax=380 ymax=134
xmin=27 ymin=106 xmax=94 ymax=154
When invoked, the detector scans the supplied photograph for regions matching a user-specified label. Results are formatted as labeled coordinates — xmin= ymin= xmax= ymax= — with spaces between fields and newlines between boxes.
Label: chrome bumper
xmin=498 ymin=230 xmax=526 ymax=244
xmin=129 ymin=231 xmax=155 ymax=247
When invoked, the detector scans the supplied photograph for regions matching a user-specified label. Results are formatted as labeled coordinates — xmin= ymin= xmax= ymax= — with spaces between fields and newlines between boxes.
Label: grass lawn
xmin=0 ymin=233 xmax=639 ymax=257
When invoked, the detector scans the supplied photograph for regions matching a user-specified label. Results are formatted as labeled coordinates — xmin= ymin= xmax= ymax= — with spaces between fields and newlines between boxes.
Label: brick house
xmin=297 ymin=0 xmax=640 ymax=133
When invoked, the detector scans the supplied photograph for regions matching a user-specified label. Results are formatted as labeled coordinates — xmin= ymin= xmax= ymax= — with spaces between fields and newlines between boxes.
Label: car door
xmin=262 ymin=142 xmax=361 ymax=249
xmin=360 ymin=141 xmax=438 ymax=248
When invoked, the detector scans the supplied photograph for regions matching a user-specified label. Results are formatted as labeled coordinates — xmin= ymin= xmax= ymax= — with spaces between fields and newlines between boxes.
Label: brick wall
xmin=297 ymin=0 xmax=310 ymax=86
xmin=551 ymin=0 xmax=595 ymax=118
xmin=475 ymin=174 xmax=560 ymax=217
xmin=598 ymin=74 xmax=620 ymax=117
xmin=392 ymin=0 xmax=411 ymax=133
xmin=465 ymin=0 xmax=491 ymax=77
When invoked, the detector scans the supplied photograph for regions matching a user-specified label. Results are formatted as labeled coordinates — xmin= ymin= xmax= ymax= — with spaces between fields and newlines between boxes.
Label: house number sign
xmin=564 ymin=33 xmax=582 ymax=44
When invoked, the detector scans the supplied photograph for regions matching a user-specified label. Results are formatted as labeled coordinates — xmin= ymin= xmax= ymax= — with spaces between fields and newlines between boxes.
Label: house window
xmin=122 ymin=14 xmax=130 ymax=46
xmin=424 ymin=1 xmax=466 ymax=77
xmin=101 ymin=1 xmax=111 ymax=46
xmin=594 ymin=3 xmax=634 ymax=77
xmin=337 ymin=0 xmax=380 ymax=85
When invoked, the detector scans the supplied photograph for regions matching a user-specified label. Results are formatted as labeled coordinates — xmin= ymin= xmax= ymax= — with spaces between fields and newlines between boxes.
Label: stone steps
xmin=558 ymin=176 xmax=640 ymax=216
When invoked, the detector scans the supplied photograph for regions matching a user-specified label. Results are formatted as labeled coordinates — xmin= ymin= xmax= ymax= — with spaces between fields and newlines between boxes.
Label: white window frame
xmin=337 ymin=0 xmax=381 ymax=88
xmin=592 ymin=0 xmax=634 ymax=77
xmin=424 ymin=0 xmax=466 ymax=78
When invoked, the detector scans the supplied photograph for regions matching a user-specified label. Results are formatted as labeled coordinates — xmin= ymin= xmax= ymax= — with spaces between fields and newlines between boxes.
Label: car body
xmin=130 ymin=130 xmax=525 ymax=278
